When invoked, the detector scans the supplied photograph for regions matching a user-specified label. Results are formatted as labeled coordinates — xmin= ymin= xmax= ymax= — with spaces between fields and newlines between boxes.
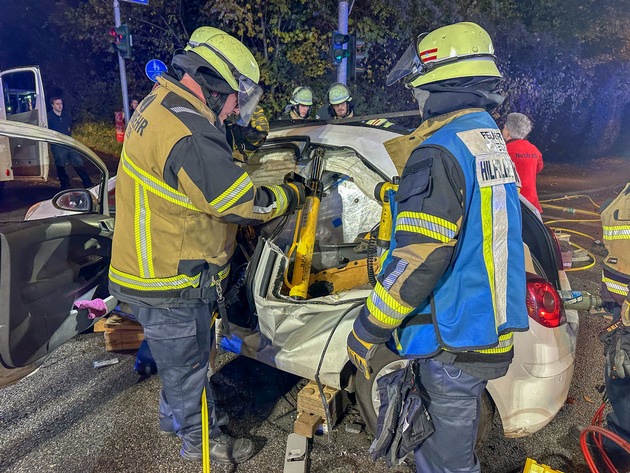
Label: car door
xmin=0 ymin=66 xmax=49 ymax=183
xmin=0 ymin=120 xmax=113 ymax=368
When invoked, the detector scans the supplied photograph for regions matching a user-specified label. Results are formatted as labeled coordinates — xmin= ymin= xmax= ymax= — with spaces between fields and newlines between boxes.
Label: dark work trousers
xmin=605 ymin=304 xmax=630 ymax=462
xmin=51 ymin=145 xmax=92 ymax=189
xmin=132 ymin=303 xmax=221 ymax=446
xmin=413 ymin=358 xmax=487 ymax=473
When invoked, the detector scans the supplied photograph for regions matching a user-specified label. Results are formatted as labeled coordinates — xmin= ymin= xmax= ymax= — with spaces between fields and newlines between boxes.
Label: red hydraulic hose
xmin=581 ymin=402 xmax=630 ymax=473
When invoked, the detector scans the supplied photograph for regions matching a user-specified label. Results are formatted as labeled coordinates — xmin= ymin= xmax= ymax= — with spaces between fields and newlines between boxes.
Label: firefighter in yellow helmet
xmin=327 ymin=82 xmax=354 ymax=118
xmin=282 ymin=86 xmax=314 ymax=119
xmin=109 ymin=26 xmax=304 ymax=465
xmin=347 ymin=23 xmax=527 ymax=472
xmin=327 ymin=82 xmax=393 ymax=127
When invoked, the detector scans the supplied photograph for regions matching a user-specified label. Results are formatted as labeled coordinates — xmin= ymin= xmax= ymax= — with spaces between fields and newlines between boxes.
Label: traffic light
xmin=109 ymin=24 xmax=131 ymax=59
xmin=331 ymin=31 xmax=352 ymax=65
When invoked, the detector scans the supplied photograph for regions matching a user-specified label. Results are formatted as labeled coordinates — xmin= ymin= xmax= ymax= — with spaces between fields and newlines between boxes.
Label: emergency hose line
xmin=542 ymin=193 xmax=603 ymax=271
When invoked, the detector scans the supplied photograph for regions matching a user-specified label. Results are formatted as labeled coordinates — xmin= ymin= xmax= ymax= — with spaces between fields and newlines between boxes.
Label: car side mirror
xmin=52 ymin=189 xmax=95 ymax=213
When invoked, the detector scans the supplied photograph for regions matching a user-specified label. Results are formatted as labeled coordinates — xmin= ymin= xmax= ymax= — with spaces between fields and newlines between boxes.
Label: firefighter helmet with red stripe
xmin=386 ymin=22 xmax=501 ymax=88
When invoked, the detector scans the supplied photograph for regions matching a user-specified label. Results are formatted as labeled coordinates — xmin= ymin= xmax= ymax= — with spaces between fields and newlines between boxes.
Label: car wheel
xmin=476 ymin=390 xmax=495 ymax=446
xmin=354 ymin=344 xmax=408 ymax=436
xmin=354 ymin=345 xmax=496 ymax=447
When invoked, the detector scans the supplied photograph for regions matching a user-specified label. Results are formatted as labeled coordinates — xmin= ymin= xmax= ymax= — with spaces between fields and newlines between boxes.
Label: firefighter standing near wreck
xmin=570 ymin=185 xmax=630 ymax=466
xmin=108 ymin=27 xmax=304 ymax=464
xmin=346 ymin=22 xmax=529 ymax=472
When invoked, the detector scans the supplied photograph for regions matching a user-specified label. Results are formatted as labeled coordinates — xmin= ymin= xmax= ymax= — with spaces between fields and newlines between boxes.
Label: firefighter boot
xmin=180 ymin=432 xmax=255 ymax=464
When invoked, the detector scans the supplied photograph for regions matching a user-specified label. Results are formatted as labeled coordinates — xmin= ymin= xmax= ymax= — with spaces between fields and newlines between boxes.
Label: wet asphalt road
xmin=1 ymin=159 xmax=629 ymax=473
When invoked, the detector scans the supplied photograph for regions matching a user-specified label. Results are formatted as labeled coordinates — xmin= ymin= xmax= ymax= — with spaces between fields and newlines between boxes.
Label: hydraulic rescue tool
xmin=374 ymin=179 xmax=399 ymax=248
xmin=287 ymin=148 xmax=326 ymax=299
xmin=559 ymin=290 xmax=603 ymax=311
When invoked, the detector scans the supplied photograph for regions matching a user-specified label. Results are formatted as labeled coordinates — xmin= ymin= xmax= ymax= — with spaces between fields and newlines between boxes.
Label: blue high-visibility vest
xmin=390 ymin=111 xmax=528 ymax=357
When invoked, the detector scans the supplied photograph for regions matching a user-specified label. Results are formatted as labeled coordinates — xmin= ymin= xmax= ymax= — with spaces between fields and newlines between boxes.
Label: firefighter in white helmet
xmin=347 ymin=22 xmax=528 ymax=472
xmin=109 ymin=26 xmax=304 ymax=465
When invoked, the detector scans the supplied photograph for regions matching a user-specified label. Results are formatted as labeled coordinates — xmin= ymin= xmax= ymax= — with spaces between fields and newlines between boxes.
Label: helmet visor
xmin=386 ymin=41 xmax=423 ymax=87
xmin=236 ymin=75 xmax=263 ymax=126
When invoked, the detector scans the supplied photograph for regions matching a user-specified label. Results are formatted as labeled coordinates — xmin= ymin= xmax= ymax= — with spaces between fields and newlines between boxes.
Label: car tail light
xmin=526 ymin=272 xmax=566 ymax=328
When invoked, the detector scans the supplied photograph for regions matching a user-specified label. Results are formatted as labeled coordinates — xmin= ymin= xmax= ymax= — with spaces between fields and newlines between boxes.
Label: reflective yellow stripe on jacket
xmin=117 ymin=149 xmax=231 ymax=291
xmin=603 ymin=225 xmax=630 ymax=240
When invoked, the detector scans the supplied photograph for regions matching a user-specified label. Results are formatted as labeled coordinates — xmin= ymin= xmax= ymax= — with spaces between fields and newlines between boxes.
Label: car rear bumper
xmin=488 ymin=269 xmax=578 ymax=437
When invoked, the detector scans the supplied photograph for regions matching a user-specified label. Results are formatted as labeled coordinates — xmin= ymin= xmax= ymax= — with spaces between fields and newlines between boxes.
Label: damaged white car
xmin=3 ymin=117 xmax=578 ymax=442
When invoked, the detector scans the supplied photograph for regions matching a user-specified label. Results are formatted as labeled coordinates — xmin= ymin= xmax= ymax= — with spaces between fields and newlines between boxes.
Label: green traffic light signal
xmin=331 ymin=31 xmax=352 ymax=65
xmin=333 ymin=49 xmax=351 ymax=62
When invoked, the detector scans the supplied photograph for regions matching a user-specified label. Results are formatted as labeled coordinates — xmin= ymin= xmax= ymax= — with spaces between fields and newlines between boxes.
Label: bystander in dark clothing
xmin=47 ymin=97 xmax=92 ymax=190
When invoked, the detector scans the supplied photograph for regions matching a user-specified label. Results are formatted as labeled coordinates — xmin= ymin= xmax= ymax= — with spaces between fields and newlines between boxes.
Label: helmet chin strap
xmin=172 ymin=51 xmax=233 ymax=115
xmin=205 ymin=90 xmax=227 ymax=115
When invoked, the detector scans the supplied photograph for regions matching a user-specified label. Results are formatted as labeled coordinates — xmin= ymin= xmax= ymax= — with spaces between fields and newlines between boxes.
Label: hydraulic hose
xmin=540 ymin=194 xmax=601 ymax=210
xmin=541 ymin=203 xmax=600 ymax=217
xmin=581 ymin=401 xmax=630 ymax=473
xmin=548 ymin=226 xmax=598 ymax=271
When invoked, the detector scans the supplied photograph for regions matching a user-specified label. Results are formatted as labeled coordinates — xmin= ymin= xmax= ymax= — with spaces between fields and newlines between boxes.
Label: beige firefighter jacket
xmin=601 ymin=182 xmax=630 ymax=305
xmin=109 ymin=75 xmax=294 ymax=308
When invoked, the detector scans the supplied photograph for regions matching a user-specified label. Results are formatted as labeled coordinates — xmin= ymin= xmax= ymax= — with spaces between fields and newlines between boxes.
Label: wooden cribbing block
xmin=293 ymin=412 xmax=321 ymax=439
xmin=296 ymin=380 xmax=342 ymax=430
xmin=104 ymin=330 xmax=144 ymax=351
xmin=97 ymin=315 xmax=145 ymax=351
xmin=104 ymin=315 xmax=143 ymax=331
xmin=93 ymin=318 xmax=108 ymax=333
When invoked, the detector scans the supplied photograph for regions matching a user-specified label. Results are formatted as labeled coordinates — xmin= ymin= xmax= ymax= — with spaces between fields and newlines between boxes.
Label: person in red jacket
xmin=502 ymin=113 xmax=544 ymax=212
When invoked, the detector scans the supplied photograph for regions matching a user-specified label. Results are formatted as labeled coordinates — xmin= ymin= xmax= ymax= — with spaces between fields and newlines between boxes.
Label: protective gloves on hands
xmin=600 ymin=320 xmax=630 ymax=379
xmin=281 ymin=181 xmax=306 ymax=214
xmin=347 ymin=329 xmax=377 ymax=380
xmin=347 ymin=305 xmax=395 ymax=380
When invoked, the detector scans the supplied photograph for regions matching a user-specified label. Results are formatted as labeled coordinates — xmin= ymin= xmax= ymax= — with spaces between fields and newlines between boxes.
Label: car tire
xmin=476 ymin=390 xmax=495 ymax=446
xmin=354 ymin=345 xmax=496 ymax=447
xmin=354 ymin=344 xmax=409 ymax=436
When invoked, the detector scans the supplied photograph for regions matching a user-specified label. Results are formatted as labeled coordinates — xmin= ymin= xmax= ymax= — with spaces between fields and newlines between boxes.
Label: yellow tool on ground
xmin=374 ymin=179 xmax=399 ymax=248
xmin=287 ymin=148 xmax=326 ymax=300
xmin=523 ymin=458 xmax=564 ymax=473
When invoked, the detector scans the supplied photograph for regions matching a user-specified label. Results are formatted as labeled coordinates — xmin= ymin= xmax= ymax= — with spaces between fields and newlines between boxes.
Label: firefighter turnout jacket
xmin=109 ymin=75 xmax=296 ymax=308
xmin=353 ymin=109 xmax=528 ymax=364
xmin=601 ymin=181 xmax=630 ymax=305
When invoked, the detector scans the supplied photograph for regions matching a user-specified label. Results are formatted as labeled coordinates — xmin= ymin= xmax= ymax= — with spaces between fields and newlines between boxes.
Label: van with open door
xmin=0 ymin=66 xmax=49 ymax=197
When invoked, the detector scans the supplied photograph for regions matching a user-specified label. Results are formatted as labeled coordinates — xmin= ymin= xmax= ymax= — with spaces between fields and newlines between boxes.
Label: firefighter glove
xmin=347 ymin=329 xmax=378 ymax=380
xmin=283 ymin=182 xmax=306 ymax=213
xmin=600 ymin=321 xmax=630 ymax=379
